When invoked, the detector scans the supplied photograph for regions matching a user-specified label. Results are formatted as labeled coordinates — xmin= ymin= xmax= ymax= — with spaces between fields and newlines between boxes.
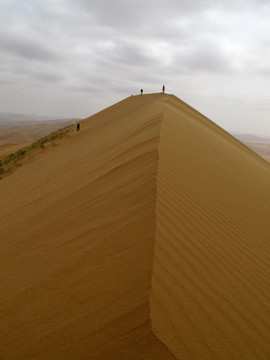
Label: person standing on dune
xmin=162 ymin=84 xmax=165 ymax=93
xmin=141 ymin=89 xmax=143 ymax=95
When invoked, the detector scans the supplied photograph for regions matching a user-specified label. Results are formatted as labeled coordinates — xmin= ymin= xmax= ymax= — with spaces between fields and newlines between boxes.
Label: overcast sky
xmin=0 ymin=0 xmax=270 ymax=135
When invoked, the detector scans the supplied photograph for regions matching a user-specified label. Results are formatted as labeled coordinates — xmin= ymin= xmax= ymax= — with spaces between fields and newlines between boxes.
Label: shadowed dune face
xmin=0 ymin=94 xmax=270 ymax=359
xmin=0 ymin=95 xmax=175 ymax=359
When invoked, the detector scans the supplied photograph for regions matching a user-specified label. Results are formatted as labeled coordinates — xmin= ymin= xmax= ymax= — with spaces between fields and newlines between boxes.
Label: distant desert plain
xmin=0 ymin=94 xmax=270 ymax=359
xmin=233 ymin=133 xmax=270 ymax=163
xmin=0 ymin=115 xmax=75 ymax=159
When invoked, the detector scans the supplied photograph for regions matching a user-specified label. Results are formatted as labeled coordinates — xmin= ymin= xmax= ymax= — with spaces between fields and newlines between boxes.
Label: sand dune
xmin=0 ymin=94 xmax=269 ymax=359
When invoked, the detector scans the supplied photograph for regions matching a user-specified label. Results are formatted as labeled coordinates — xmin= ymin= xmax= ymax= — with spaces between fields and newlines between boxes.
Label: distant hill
xmin=0 ymin=114 xmax=80 ymax=159
xmin=0 ymin=112 xmax=79 ymax=124
xmin=0 ymin=113 xmax=79 ymax=145
xmin=233 ymin=133 xmax=270 ymax=162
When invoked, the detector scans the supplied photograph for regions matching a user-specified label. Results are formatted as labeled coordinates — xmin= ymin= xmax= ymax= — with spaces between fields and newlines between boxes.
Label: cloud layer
xmin=0 ymin=0 xmax=270 ymax=135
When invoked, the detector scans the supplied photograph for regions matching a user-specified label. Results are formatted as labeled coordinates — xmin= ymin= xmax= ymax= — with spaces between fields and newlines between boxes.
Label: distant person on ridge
xmin=76 ymin=123 xmax=80 ymax=131
xmin=141 ymin=89 xmax=143 ymax=95
xmin=162 ymin=84 xmax=165 ymax=93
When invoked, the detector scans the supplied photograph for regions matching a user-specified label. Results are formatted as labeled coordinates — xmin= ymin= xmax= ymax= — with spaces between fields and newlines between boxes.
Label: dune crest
xmin=0 ymin=94 xmax=269 ymax=359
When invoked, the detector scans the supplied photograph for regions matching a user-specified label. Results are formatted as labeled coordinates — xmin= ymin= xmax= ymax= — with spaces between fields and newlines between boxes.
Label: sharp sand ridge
xmin=0 ymin=93 xmax=269 ymax=359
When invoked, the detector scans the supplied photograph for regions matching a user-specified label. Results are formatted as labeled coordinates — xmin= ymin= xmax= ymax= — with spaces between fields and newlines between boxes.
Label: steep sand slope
xmin=1 ymin=94 xmax=270 ymax=359
xmin=151 ymin=95 xmax=270 ymax=359
xmin=0 ymin=95 xmax=175 ymax=359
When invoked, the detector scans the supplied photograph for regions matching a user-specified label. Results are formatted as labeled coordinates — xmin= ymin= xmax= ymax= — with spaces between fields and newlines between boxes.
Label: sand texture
xmin=0 ymin=94 xmax=270 ymax=359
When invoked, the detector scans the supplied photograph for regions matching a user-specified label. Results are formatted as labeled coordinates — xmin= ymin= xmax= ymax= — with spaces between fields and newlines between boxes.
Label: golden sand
xmin=0 ymin=94 xmax=269 ymax=359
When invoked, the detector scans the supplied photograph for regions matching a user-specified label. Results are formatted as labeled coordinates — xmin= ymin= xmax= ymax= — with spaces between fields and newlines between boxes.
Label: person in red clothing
xmin=162 ymin=84 xmax=165 ymax=93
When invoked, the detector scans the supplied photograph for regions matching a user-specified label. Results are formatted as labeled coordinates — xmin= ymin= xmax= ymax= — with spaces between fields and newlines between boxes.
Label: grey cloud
xmin=0 ymin=78 xmax=11 ymax=85
xmin=114 ymin=43 xmax=155 ymax=66
xmin=75 ymin=0 xmax=215 ymax=25
xmin=33 ymin=71 xmax=66 ymax=83
xmin=70 ymin=84 xmax=102 ymax=93
xmin=0 ymin=34 xmax=63 ymax=62
xmin=73 ymin=0 xmax=259 ymax=32
xmin=74 ymin=0 xmax=161 ymax=27
xmin=95 ymin=40 xmax=159 ymax=69
xmin=72 ymin=0 xmax=216 ymax=33
xmin=179 ymin=45 xmax=233 ymax=74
